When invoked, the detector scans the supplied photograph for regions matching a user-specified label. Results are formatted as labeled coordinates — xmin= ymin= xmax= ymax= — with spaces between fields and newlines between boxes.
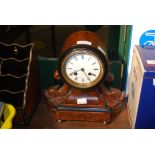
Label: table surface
xmin=28 ymin=100 xmax=131 ymax=129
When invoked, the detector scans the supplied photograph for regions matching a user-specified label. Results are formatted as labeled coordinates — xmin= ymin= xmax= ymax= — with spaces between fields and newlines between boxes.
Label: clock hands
xmin=80 ymin=68 xmax=85 ymax=72
xmin=81 ymin=68 xmax=96 ymax=77
xmin=88 ymin=72 xmax=96 ymax=76
xmin=69 ymin=68 xmax=96 ymax=81
xmin=81 ymin=68 xmax=91 ymax=81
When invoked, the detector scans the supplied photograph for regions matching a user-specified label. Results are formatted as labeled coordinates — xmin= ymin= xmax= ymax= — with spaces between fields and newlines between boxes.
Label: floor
xmin=28 ymin=99 xmax=131 ymax=129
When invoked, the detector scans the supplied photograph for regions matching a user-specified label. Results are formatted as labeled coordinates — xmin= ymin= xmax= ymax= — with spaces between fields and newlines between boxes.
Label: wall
xmin=14 ymin=25 xmax=111 ymax=57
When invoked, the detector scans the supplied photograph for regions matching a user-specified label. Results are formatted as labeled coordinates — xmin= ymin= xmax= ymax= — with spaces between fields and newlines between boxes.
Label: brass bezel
xmin=61 ymin=49 xmax=104 ymax=89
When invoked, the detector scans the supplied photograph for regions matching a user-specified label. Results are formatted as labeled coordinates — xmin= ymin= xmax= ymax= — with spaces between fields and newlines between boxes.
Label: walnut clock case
xmin=45 ymin=31 xmax=125 ymax=123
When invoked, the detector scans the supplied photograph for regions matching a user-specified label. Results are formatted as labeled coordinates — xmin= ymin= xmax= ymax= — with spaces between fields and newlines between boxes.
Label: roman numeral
xmin=88 ymin=56 xmax=91 ymax=61
xmin=68 ymin=61 xmax=73 ymax=64
xmin=67 ymin=68 xmax=72 ymax=69
xmin=74 ymin=56 xmax=78 ymax=61
xmin=92 ymin=62 xmax=96 ymax=65
xmin=81 ymin=55 xmax=84 ymax=59
xmin=75 ymin=77 xmax=78 ymax=81
xmin=69 ymin=72 xmax=74 ymax=76
xmin=93 ymin=68 xmax=98 ymax=70
xmin=88 ymin=77 xmax=91 ymax=81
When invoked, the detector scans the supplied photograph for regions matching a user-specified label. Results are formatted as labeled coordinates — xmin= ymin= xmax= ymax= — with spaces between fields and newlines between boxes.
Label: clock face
xmin=60 ymin=49 xmax=104 ymax=89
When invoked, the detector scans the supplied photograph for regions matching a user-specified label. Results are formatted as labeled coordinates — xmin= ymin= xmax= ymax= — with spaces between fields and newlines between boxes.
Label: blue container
xmin=128 ymin=45 xmax=155 ymax=129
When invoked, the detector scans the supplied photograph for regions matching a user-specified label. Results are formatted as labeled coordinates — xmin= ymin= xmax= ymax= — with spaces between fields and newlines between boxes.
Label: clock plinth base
xmin=45 ymin=83 xmax=125 ymax=123
xmin=56 ymin=110 xmax=110 ymax=123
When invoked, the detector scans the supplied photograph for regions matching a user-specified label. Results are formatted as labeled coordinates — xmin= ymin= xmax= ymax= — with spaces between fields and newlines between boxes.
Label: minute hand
xmin=81 ymin=68 xmax=91 ymax=81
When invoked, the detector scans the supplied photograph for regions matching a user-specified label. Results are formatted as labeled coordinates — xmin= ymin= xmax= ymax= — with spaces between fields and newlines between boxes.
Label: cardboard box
xmin=128 ymin=45 xmax=155 ymax=128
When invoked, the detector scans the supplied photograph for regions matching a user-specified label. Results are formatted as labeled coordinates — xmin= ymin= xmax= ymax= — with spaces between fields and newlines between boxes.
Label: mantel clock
xmin=45 ymin=31 xmax=125 ymax=123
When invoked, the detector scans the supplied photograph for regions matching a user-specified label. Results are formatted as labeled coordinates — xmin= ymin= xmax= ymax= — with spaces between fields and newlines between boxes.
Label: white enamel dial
xmin=61 ymin=50 xmax=104 ymax=88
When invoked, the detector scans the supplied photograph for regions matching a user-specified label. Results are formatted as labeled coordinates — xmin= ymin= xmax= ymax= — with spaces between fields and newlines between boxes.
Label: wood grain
xmin=45 ymin=31 xmax=125 ymax=124
xmin=61 ymin=31 xmax=105 ymax=52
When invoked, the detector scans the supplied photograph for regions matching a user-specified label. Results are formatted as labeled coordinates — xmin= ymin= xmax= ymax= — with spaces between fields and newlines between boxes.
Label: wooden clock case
xmin=45 ymin=31 xmax=125 ymax=123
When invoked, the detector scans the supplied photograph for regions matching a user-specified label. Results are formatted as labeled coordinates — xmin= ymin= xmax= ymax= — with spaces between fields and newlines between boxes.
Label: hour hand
xmin=88 ymin=72 xmax=96 ymax=76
